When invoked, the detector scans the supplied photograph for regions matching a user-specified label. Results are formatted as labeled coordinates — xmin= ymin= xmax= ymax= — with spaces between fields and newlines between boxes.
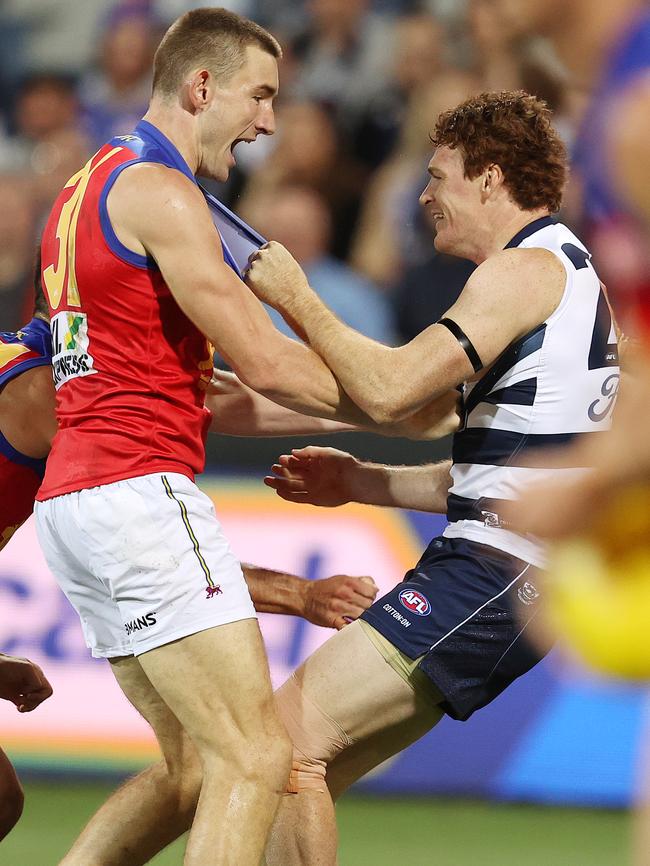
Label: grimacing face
xmin=198 ymin=45 xmax=278 ymax=182
xmin=419 ymin=146 xmax=485 ymax=258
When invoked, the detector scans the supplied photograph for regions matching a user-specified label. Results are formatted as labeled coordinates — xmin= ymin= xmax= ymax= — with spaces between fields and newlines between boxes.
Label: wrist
xmin=347 ymin=459 xmax=388 ymax=506
xmin=294 ymin=577 xmax=310 ymax=619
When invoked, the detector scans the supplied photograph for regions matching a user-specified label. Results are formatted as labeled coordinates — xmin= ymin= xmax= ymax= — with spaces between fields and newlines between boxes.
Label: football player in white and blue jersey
xmin=246 ymin=90 xmax=621 ymax=866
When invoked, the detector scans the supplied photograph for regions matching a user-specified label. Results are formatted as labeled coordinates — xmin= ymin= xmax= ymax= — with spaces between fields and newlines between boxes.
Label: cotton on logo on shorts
xmin=398 ymin=589 xmax=431 ymax=617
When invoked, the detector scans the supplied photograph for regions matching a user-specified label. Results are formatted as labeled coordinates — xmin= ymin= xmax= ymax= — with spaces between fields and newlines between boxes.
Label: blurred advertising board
xmin=1 ymin=476 xmax=649 ymax=805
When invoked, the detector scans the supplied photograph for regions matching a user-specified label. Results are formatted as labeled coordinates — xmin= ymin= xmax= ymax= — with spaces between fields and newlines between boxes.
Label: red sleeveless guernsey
xmin=37 ymin=121 xmax=214 ymax=500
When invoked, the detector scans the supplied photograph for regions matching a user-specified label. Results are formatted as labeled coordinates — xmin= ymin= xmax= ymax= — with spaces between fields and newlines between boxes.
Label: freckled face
xmin=419 ymin=146 xmax=484 ymax=257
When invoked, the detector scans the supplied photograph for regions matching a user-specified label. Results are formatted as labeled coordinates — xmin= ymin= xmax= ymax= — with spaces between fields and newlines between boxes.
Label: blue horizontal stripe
xmin=447 ymin=493 xmax=515 ymax=527
xmin=481 ymin=377 xmax=537 ymax=407
xmin=464 ymin=325 xmax=546 ymax=416
xmin=452 ymin=427 xmax=603 ymax=467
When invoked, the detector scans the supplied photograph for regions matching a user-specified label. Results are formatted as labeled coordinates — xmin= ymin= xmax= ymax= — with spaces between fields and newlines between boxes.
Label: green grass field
xmin=2 ymin=783 xmax=630 ymax=865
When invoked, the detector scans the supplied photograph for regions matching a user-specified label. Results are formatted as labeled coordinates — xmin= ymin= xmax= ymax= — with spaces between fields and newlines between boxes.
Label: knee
xmin=203 ymin=700 xmax=292 ymax=792
xmin=0 ymin=779 xmax=24 ymax=840
xmin=275 ymin=673 xmax=351 ymax=795
xmin=240 ymin=704 xmax=293 ymax=789
xmin=164 ymin=747 xmax=203 ymax=815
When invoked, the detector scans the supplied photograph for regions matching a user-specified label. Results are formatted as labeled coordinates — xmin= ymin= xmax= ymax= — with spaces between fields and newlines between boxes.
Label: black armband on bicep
xmin=437 ymin=317 xmax=483 ymax=373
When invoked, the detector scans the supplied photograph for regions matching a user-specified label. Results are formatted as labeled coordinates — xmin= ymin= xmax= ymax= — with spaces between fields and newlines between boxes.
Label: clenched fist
xmin=0 ymin=653 xmax=53 ymax=713
xmin=245 ymin=241 xmax=312 ymax=311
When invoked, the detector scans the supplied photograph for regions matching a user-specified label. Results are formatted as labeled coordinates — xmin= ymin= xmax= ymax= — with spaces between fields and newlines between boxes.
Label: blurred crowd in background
xmin=0 ymin=0 xmax=645 ymax=344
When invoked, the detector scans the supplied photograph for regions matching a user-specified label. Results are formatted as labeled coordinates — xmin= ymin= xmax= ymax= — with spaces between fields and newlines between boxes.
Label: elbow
xmin=235 ymin=354 xmax=289 ymax=400
xmin=360 ymin=394 xmax=410 ymax=425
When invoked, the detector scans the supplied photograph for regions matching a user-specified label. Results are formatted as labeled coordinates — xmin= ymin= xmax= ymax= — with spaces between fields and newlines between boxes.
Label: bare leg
xmin=264 ymin=621 xmax=444 ymax=866
xmin=62 ymin=619 xmax=291 ymax=866
xmin=60 ymin=657 xmax=201 ymax=866
xmin=0 ymin=747 xmax=24 ymax=841
xmin=138 ymin=620 xmax=291 ymax=866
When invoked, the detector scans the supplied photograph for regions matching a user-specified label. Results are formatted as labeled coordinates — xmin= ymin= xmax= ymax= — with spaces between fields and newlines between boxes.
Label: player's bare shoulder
xmin=480 ymin=246 xmax=565 ymax=291
xmin=106 ymin=162 xmax=213 ymax=255
xmin=466 ymin=246 xmax=565 ymax=328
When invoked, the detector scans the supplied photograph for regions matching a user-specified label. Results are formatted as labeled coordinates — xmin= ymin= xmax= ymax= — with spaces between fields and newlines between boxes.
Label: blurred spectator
xmin=486 ymin=0 xmax=650 ymax=330
xmin=30 ymin=128 xmax=93 ymax=228
xmin=155 ymin=0 xmax=256 ymax=23
xmin=0 ymin=74 xmax=91 ymax=228
xmin=354 ymin=11 xmax=447 ymax=169
xmin=79 ymin=6 xmax=159 ymax=147
xmin=468 ymin=0 xmax=577 ymax=146
xmin=240 ymin=185 xmax=396 ymax=344
xmin=393 ymin=252 xmax=476 ymax=342
xmin=350 ymin=69 xmax=478 ymax=287
xmin=467 ymin=0 xmax=523 ymax=92
xmin=0 ymin=74 xmax=86 ymax=174
xmin=0 ymin=174 xmax=37 ymax=331
xmin=239 ymin=101 xmax=366 ymax=259
xmin=288 ymin=0 xmax=395 ymax=134
xmin=0 ymin=1 xmax=105 ymax=80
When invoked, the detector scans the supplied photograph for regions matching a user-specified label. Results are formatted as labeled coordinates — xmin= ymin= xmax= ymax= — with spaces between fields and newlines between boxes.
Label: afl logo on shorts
xmin=398 ymin=589 xmax=431 ymax=617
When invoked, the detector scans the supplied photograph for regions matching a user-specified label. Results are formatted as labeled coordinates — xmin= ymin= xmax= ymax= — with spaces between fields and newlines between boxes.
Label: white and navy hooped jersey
xmin=444 ymin=217 xmax=619 ymax=566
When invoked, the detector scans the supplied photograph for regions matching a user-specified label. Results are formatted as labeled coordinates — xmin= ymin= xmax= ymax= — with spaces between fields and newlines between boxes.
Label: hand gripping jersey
xmin=38 ymin=121 xmax=224 ymax=500
xmin=0 ymin=318 xmax=51 ymax=549
xmin=444 ymin=218 xmax=620 ymax=566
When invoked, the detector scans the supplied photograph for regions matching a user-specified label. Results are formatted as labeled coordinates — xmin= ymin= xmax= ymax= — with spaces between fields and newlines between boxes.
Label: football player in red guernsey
xmin=0 ymin=269 xmax=54 ymax=842
xmin=0 ymin=283 xmax=378 ymax=857
xmin=1 ymin=272 xmax=380 ymax=857
xmin=33 ymin=9 xmax=414 ymax=865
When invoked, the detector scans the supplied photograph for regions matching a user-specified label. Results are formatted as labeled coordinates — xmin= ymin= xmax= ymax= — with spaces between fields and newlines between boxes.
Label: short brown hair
xmin=431 ymin=90 xmax=567 ymax=212
xmin=152 ymin=7 xmax=281 ymax=97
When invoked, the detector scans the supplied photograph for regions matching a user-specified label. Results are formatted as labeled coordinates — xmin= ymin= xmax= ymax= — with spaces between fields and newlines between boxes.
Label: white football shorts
xmin=34 ymin=472 xmax=256 ymax=658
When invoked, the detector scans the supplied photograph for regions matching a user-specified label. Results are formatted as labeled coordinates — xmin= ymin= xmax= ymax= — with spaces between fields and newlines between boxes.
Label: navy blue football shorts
xmin=360 ymin=535 xmax=549 ymax=722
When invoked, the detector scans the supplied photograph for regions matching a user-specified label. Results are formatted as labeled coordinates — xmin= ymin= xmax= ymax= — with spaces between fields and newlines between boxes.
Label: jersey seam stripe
xmin=427 ymin=563 xmax=530 ymax=652
xmin=486 ymin=608 xmax=539 ymax=681
xmin=161 ymin=475 xmax=215 ymax=589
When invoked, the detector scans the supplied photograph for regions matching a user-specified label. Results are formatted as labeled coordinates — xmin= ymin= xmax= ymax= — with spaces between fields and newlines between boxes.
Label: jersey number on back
xmin=43 ymin=148 xmax=121 ymax=311
xmin=562 ymin=243 xmax=618 ymax=370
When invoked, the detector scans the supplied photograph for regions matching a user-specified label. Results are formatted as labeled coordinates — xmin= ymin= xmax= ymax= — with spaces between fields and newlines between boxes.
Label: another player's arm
xmin=206 ymin=371 xmax=357 ymax=436
xmin=107 ymin=165 xmax=371 ymax=425
xmin=242 ymin=564 xmax=378 ymax=630
xmin=246 ymin=243 xmax=565 ymax=423
xmin=0 ymin=653 xmax=53 ymax=713
xmin=267 ymin=446 xmax=453 ymax=513
xmin=207 ymin=370 xmax=460 ymax=439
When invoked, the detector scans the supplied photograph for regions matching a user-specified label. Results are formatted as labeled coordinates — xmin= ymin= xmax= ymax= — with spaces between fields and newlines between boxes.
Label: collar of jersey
xmin=504 ymin=215 xmax=556 ymax=249
xmin=134 ymin=120 xmax=197 ymax=185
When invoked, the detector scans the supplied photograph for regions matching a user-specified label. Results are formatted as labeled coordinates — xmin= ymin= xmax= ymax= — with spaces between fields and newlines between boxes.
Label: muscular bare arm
xmin=266 ymin=446 xmax=453 ymax=513
xmin=246 ymin=242 xmax=565 ymax=423
xmin=242 ymin=563 xmax=378 ymax=630
xmin=106 ymin=164 xmax=373 ymax=424
xmin=207 ymin=370 xmax=460 ymax=439
xmin=206 ymin=371 xmax=356 ymax=436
